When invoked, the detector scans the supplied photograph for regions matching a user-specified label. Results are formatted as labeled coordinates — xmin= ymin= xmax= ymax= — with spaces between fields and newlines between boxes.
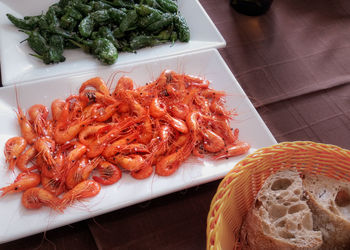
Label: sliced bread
xmin=303 ymin=174 xmax=350 ymax=250
xmin=241 ymin=170 xmax=323 ymax=250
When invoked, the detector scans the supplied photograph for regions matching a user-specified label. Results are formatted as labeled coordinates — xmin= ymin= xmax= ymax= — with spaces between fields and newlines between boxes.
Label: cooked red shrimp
xmin=202 ymin=129 xmax=225 ymax=153
xmin=93 ymin=161 xmax=122 ymax=185
xmin=131 ymin=165 xmax=153 ymax=180
xmin=0 ymin=172 xmax=40 ymax=197
xmin=150 ymin=97 xmax=188 ymax=133
xmin=138 ymin=116 xmax=153 ymax=144
xmin=95 ymin=103 xmax=120 ymax=122
xmin=4 ymin=136 xmax=27 ymax=171
xmin=54 ymin=117 xmax=92 ymax=144
xmin=60 ymin=180 xmax=101 ymax=209
xmin=112 ymin=75 xmax=134 ymax=97
xmin=41 ymin=175 xmax=65 ymax=196
xmin=102 ymin=132 xmax=139 ymax=158
xmin=79 ymin=124 xmax=109 ymax=145
xmin=28 ymin=104 xmax=49 ymax=136
xmin=16 ymin=146 xmax=37 ymax=172
xmin=85 ymin=119 xmax=138 ymax=158
xmin=65 ymin=157 xmax=101 ymax=189
xmin=64 ymin=141 xmax=87 ymax=165
xmin=22 ymin=187 xmax=61 ymax=211
xmin=79 ymin=77 xmax=110 ymax=96
xmin=79 ymin=90 xmax=116 ymax=105
xmin=168 ymin=103 xmax=189 ymax=120
xmin=16 ymin=107 xmax=36 ymax=144
xmin=51 ymin=99 xmax=66 ymax=121
xmin=155 ymin=138 xmax=193 ymax=176
xmin=150 ymin=97 xmax=167 ymax=118
xmin=2 ymin=72 xmax=250 ymax=211
xmin=34 ymin=137 xmax=56 ymax=167
xmin=110 ymin=154 xmax=145 ymax=172
xmin=213 ymin=141 xmax=250 ymax=160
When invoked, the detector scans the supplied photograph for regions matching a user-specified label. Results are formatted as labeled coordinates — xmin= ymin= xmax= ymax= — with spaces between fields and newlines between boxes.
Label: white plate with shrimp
xmin=0 ymin=49 xmax=276 ymax=243
xmin=0 ymin=0 xmax=225 ymax=86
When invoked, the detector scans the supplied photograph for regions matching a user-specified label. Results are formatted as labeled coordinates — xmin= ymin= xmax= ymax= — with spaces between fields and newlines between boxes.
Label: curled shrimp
xmin=102 ymin=132 xmax=139 ymax=158
xmin=131 ymin=165 xmax=153 ymax=180
xmin=138 ymin=116 xmax=153 ymax=144
xmin=202 ymin=129 xmax=225 ymax=153
xmin=65 ymin=157 xmax=101 ymax=189
xmin=34 ymin=137 xmax=56 ymax=167
xmin=150 ymin=97 xmax=188 ymax=134
xmin=110 ymin=154 xmax=145 ymax=172
xmin=51 ymin=99 xmax=66 ymax=121
xmin=94 ymin=103 xmax=120 ymax=122
xmin=21 ymin=187 xmax=61 ymax=211
xmin=79 ymin=90 xmax=117 ymax=105
xmin=79 ymin=124 xmax=109 ymax=145
xmin=41 ymin=175 xmax=65 ymax=196
xmin=16 ymin=106 xmax=36 ymax=144
xmin=0 ymin=172 xmax=40 ymax=197
xmin=64 ymin=141 xmax=87 ymax=165
xmin=155 ymin=151 xmax=181 ymax=176
xmin=79 ymin=77 xmax=110 ymax=96
xmin=85 ymin=119 xmax=138 ymax=158
xmin=155 ymin=135 xmax=194 ymax=176
xmin=168 ymin=103 xmax=189 ymax=120
xmin=112 ymin=76 xmax=134 ymax=97
xmin=150 ymin=97 xmax=167 ymax=118
xmin=60 ymin=180 xmax=101 ymax=210
xmin=213 ymin=141 xmax=251 ymax=160
xmin=164 ymin=114 xmax=188 ymax=134
xmin=54 ymin=117 xmax=92 ymax=144
xmin=28 ymin=104 xmax=49 ymax=136
xmin=4 ymin=137 xmax=27 ymax=171
xmin=119 ymin=91 xmax=146 ymax=117
xmin=93 ymin=161 xmax=122 ymax=185
xmin=16 ymin=146 xmax=37 ymax=172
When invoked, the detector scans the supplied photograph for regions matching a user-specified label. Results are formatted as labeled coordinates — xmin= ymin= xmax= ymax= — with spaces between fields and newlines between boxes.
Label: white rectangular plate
xmin=0 ymin=0 xmax=225 ymax=86
xmin=0 ymin=49 xmax=276 ymax=243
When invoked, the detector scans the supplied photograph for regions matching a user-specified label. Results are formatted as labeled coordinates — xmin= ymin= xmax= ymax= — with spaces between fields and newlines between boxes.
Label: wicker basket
xmin=206 ymin=141 xmax=350 ymax=250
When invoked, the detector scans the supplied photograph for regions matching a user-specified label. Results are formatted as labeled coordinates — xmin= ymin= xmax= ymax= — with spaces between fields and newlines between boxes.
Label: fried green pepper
xmin=142 ymin=0 xmax=162 ymax=11
xmin=138 ymin=11 xmax=162 ymax=28
xmin=119 ymin=9 xmax=138 ymax=32
xmin=22 ymin=30 xmax=49 ymax=56
xmin=90 ymin=1 xmax=114 ymax=10
xmin=90 ymin=37 xmax=118 ymax=64
xmin=73 ymin=2 xmax=93 ymax=15
xmin=7 ymin=14 xmax=40 ymax=30
xmin=108 ymin=8 xmax=127 ymax=24
xmin=31 ymin=48 xmax=66 ymax=64
xmin=103 ymin=0 xmax=135 ymax=9
xmin=135 ymin=4 xmax=162 ymax=16
xmin=129 ymin=35 xmax=166 ymax=50
xmin=49 ymin=34 xmax=65 ymax=52
xmin=93 ymin=26 xmax=121 ymax=49
xmin=156 ymin=0 xmax=178 ymax=13
xmin=145 ymin=12 xmax=173 ymax=33
xmin=79 ymin=15 xmax=95 ymax=37
xmin=91 ymin=9 xmax=111 ymax=23
xmin=7 ymin=0 xmax=190 ymax=65
xmin=174 ymin=15 xmax=190 ymax=42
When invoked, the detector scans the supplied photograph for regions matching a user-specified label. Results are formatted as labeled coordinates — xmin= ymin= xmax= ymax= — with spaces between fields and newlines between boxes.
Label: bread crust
xmin=303 ymin=174 xmax=350 ymax=250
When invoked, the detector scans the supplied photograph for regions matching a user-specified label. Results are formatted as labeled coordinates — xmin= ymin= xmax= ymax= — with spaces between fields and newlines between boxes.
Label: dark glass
xmin=230 ymin=0 xmax=274 ymax=16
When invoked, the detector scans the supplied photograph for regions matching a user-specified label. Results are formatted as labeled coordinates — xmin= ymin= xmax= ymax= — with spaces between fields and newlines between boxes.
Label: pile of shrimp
xmin=1 ymin=70 xmax=250 ymax=211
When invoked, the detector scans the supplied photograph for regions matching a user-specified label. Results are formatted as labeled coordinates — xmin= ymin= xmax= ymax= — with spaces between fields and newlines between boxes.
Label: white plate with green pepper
xmin=0 ymin=0 xmax=225 ymax=86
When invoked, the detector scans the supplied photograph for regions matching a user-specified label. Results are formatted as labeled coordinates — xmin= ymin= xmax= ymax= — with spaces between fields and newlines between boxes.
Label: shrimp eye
xmin=14 ymin=187 xmax=18 ymax=190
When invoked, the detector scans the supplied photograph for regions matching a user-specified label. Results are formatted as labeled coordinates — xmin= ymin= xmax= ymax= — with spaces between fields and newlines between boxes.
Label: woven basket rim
xmin=206 ymin=141 xmax=350 ymax=250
